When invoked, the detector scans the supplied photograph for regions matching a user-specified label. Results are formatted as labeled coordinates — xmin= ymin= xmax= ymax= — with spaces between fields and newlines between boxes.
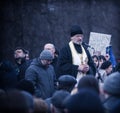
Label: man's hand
xmin=78 ymin=64 xmax=89 ymax=73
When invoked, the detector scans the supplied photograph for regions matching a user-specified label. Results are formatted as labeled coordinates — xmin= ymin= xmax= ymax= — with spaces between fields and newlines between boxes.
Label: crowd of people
xmin=0 ymin=25 xmax=120 ymax=113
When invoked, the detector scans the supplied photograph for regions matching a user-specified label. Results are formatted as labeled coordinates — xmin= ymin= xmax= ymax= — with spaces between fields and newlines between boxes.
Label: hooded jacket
xmin=25 ymin=58 xmax=55 ymax=99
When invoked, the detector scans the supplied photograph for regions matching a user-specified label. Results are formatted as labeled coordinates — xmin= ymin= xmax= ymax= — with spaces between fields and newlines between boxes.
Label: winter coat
xmin=56 ymin=43 xmax=96 ymax=78
xmin=25 ymin=58 xmax=56 ymax=99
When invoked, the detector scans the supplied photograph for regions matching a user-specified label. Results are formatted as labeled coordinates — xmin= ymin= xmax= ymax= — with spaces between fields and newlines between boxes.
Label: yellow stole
xmin=69 ymin=41 xmax=88 ymax=86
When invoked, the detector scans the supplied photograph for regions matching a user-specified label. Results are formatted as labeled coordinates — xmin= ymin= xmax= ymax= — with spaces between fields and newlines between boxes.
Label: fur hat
xmin=103 ymin=72 xmax=120 ymax=96
xmin=70 ymin=25 xmax=83 ymax=37
xmin=39 ymin=50 xmax=53 ymax=60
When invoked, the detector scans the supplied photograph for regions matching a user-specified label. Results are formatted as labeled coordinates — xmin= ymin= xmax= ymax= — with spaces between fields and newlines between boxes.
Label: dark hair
xmin=63 ymin=88 xmax=104 ymax=113
xmin=98 ymin=55 xmax=106 ymax=62
xmin=51 ymin=90 xmax=70 ymax=111
xmin=92 ymin=55 xmax=99 ymax=60
xmin=14 ymin=47 xmax=27 ymax=54
xmin=77 ymin=76 xmax=99 ymax=94
xmin=16 ymin=79 xmax=35 ymax=95
xmin=92 ymin=55 xmax=99 ymax=68
xmin=100 ymin=61 xmax=112 ymax=69
xmin=0 ymin=90 xmax=31 ymax=113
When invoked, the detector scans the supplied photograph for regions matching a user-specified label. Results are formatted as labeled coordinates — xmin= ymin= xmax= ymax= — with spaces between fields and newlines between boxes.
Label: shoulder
xmin=60 ymin=44 xmax=70 ymax=51
xmin=59 ymin=44 xmax=71 ymax=54
xmin=26 ymin=59 xmax=40 ymax=72
xmin=49 ymin=64 xmax=54 ymax=70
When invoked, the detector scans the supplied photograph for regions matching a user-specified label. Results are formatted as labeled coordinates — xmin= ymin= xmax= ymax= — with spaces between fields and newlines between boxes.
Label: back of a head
xmin=16 ymin=79 xmax=35 ymax=95
xmin=21 ymin=91 xmax=34 ymax=113
xmin=63 ymin=88 xmax=104 ymax=113
xmin=1 ymin=90 xmax=32 ymax=113
xmin=77 ymin=76 xmax=99 ymax=94
xmin=100 ymin=61 xmax=112 ymax=70
xmin=51 ymin=90 xmax=70 ymax=109
xmin=103 ymin=72 xmax=120 ymax=96
xmin=34 ymin=98 xmax=48 ymax=113
xmin=58 ymin=75 xmax=77 ymax=92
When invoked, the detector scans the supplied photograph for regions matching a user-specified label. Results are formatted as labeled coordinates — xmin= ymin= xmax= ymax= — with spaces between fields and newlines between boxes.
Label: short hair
xmin=77 ymin=76 xmax=99 ymax=94
xmin=98 ymin=55 xmax=106 ymax=62
xmin=100 ymin=61 xmax=112 ymax=69
xmin=14 ymin=47 xmax=27 ymax=54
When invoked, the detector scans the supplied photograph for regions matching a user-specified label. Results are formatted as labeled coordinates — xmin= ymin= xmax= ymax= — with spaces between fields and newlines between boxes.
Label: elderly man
xmin=57 ymin=25 xmax=96 ymax=84
xmin=25 ymin=50 xmax=56 ymax=99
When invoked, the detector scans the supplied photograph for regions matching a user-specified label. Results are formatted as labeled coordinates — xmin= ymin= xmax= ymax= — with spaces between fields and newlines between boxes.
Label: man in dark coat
xmin=0 ymin=60 xmax=18 ymax=89
xmin=25 ymin=50 xmax=56 ymax=99
xmin=14 ymin=47 xmax=32 ymax=81
xmin=57 ymin=25 xmax=96 ymax=82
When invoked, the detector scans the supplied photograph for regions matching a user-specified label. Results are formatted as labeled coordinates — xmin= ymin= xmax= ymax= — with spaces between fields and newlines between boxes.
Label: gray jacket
xmin=25 ymin=58 xmax=56 ymax=99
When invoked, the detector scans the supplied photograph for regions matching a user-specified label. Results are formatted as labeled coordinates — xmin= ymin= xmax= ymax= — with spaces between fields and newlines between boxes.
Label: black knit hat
xmin=70 ymin=25 xmax=83 ymax=37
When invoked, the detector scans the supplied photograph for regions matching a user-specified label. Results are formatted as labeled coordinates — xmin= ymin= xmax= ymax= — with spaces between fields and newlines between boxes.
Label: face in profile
xmin=93 ymin=57 xmax=99 ymax=68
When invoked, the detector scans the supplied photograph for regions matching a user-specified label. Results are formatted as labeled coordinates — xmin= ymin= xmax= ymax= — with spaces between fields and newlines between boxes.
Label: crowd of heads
xmin=0 ymin=25 xmax=120 ymax=113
